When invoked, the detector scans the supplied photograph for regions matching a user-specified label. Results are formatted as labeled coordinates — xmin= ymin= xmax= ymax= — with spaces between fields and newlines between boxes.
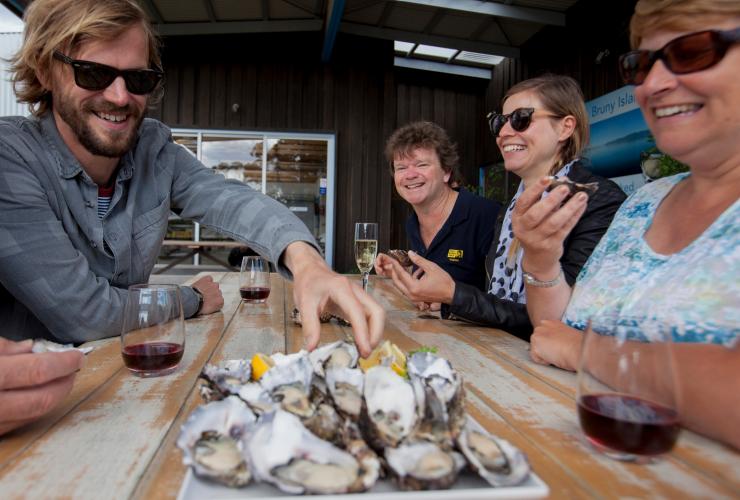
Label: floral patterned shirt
xmin=563 ymin=173 xmax=739 ymax=347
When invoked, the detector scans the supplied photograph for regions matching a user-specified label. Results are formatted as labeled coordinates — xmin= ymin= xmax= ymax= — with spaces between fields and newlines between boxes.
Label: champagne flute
xmin=576 ymin=317 xmax=681 ymax=463
xmin=354 ymin=222 xmax=378 ymax=292
xmin=121 ymin=284 xmax=185 ymax=377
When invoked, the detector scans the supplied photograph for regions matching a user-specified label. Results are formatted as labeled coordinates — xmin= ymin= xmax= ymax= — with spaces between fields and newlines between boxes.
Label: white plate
xmin=176 ymin=467 xmax=549 ymax=500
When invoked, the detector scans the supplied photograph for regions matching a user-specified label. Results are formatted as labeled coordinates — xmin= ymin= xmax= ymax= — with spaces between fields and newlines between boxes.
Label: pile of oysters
xmin=177 ymin=341 xmax=531 ymax=494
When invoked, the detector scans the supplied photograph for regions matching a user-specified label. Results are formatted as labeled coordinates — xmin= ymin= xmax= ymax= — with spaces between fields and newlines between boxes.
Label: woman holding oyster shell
xmin=378 ymin=75 xmax=625 ymax=340
xmin=516 ymin=0 xmax=740 ymax=449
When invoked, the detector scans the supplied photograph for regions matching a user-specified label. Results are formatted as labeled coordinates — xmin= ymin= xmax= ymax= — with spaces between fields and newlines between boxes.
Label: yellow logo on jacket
xmin=447 ymin=249 xmax=463 ymax=262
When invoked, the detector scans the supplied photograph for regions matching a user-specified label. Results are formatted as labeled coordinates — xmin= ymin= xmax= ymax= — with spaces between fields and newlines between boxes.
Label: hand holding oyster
xmin=544 ymin=176 xmax=598 ymax=201
xmin=387 ymin=249 xmax=413 ymax=268
xmin=180 ymin=341 xmax=532 ymax=494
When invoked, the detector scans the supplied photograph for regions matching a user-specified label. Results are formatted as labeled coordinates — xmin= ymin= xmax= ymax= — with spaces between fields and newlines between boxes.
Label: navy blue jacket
xmin=406 ymin=188 xmax=500 ymax=291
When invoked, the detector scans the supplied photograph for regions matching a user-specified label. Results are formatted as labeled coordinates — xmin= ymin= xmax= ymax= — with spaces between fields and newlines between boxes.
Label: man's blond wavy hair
xmin=630 ymin=0 xmax=740 ymax=49
xmin=9 ymin=0 xmax=162 ymax=116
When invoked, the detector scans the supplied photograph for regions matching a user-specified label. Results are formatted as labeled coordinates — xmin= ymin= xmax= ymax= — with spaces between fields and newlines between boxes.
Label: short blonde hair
xmin=630 ymin=0 xmax=740 ymax=49
xmin=502 ymin=74 xmax=589 ymax=174
xmin=10 ymin=0 xmax=162 ymax=116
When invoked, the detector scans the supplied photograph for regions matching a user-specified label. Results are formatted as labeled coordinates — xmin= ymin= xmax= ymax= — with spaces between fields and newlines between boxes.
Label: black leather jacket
xmin=442 ymin=161 xmax=627 ymax=341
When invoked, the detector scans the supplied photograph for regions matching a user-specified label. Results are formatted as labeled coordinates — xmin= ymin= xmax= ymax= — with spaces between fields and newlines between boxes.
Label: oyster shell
xmin=302 ymin=402 xmax=344 ymax=445
xmin=246 ymin=410 xmax=367 ymax=494
xmin=387 ymin=249 xmax=412 ymax=267
xmin=31 ymin=339 xmax=93 ymax=354
xmin=237 ymin=382 xmax=275 ymax=415
xmin=291 ymin=308 xmax=351 ymax=326
xmin=176 ymin=396 xmax=256 ymax=487
xmin=325 ymin=367 xmax=364 ymax=420
xmin=407 ymin=352 xmax=465 ymax=446
xmin=341 ymin=420 xmax=382 ymax=490
xmin=362 ymin=366 xmax=418 ymax=449
xmin=260 ymin=351 xmax=315 ymax=418
xmin=545 ymin=176 xmax=599 ymax=199
xmin=309 ymin=341 xmax=359 ymax=378
xmin=385 ymin=441 xmax=466 ymax=491
xmin=199 ymin=359 xmax=251 ymax=402
xmin=456 ymin=416 xmax=530 ymax=487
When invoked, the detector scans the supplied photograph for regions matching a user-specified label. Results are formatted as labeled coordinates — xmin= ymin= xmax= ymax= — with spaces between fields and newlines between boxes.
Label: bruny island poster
xmin=585 ymin=86 xmax=654 ymax=195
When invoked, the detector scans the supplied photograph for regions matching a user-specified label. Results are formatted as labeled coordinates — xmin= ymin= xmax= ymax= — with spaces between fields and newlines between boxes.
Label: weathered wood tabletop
xmin=1 ymin=272 xmax=738 ymax=499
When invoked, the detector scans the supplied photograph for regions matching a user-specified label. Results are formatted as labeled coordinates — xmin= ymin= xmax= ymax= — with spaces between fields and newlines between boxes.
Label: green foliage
xmin=643 ymin=139 xmax=690 ymax=179
xmin=408 ymin=345 xmax=438 ymax=356
xmin=655 ymin=153 xmax=690 ymax=178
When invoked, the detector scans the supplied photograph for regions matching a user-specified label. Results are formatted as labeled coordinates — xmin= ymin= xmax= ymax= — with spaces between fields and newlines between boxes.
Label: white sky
xmin=0 ymin=4 xmax=23 ymax=32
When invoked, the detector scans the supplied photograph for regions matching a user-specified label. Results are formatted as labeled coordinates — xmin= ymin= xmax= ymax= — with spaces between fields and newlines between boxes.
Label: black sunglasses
xmin=619 ymin=28 xmax=740 ymax=86
xmin=53 ymin=51 xmax=163 ymax=95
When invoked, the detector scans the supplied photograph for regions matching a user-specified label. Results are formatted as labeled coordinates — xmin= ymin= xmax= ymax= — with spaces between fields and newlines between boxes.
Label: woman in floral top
xmin=511 ymin=0 xmax=740 ymax=449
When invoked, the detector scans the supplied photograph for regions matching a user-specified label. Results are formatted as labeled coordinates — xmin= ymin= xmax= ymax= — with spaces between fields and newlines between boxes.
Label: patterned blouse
xmin=563 ymin=173 xmax=739 ymax=347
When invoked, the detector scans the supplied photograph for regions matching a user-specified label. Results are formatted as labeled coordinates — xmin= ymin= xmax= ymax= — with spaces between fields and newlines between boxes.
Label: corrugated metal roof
xmin=0 ymin=32 xmax=27 ymax=117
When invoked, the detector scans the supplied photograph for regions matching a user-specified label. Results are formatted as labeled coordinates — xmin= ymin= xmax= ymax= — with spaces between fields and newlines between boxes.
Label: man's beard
xmin=55 ymin=96 xmax=144 ymax=158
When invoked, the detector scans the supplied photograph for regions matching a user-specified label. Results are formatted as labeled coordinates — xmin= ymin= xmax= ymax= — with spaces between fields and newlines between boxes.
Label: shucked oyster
xmin=32 ymin=339 xmax=93 ymax=355
xmin=456 ymin=416 xmax=530 ymax=487
xmin=325 ymin=366 xmax=364 ymax=420
xmin=309 ymin=341 xmax=359 ymax=378
xmin=407 ymin=352 xmax=465 ymax=447
xmin=545 ymin=176 xmax=598 ymax=199
xmin=176 ymin=396 xmax=256 ymax=487
xmin=260 ymin=351 xmax=315 ymax=418
xmin=387 ymin=249 xmax=413 ymax=267
xmin=246 ymin=410 xmax=369 ymax=494
xmin=199 ymin=359 xmax=251 ymax=402
xmin=385 ymin=440 xmax=466 ymax=491
xmin=362 ymin=365 xmax=418 ymax=449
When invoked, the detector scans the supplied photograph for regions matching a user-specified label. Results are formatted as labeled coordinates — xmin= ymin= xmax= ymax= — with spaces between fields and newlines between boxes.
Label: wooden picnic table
xmin=155 ymin=240 xmax=245 ymax=273
xmin=0 ymin=272 xmax=738 ymax=499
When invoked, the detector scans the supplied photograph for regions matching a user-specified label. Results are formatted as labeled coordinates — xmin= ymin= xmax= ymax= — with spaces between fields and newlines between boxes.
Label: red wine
xmin=122 ymin=342 xmax=184 ymax=372
xmin=578 ymin=394 xmax=680 ymax=455
xmin=240 ymin=287 xmax=270 ymax=301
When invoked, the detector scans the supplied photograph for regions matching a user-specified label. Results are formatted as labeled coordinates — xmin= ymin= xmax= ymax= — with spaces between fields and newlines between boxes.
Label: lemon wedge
xmin=358 ymin=340 xmax=407 ymax=377
xmin=251 ymin=352 xmax=275 ymax=381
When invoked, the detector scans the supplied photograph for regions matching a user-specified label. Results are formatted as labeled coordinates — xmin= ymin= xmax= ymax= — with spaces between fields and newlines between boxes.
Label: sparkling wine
xmin=578 ymin=393 xmax=680 ymax=455
xmin=240 ymin=286 xmax=271 ymax=301
xmin=354 ymin=239 xmax=378 ymax=274
xmin=122 ymin=342 xmax=184 ymax=372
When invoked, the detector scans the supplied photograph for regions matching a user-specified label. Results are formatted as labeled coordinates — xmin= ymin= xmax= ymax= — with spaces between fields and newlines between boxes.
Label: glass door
xmin=160 ymin=129 xmax=336 ymax=269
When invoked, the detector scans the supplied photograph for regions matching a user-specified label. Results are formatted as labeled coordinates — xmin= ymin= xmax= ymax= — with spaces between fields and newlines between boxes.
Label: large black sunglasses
xmin=487 ymin=108 xmax=535 ymax=137
xmin=619 ymin=28 xmax=740 ymax=86
xmin=53 ymin=51 xmax=164 ymax=95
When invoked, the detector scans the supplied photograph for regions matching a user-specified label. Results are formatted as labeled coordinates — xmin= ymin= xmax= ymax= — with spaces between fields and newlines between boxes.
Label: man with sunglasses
xmin=0 ymin=0 xmax=384 ymax=358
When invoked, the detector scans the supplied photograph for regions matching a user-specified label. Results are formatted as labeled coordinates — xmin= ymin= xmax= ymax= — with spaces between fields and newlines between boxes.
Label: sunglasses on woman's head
xmin=486 ymin=107 xmax=537 ymax=137
xmin=619 ymin=27 xmax=740 ymax=86
xmin=53 ymin=51 xmax=164 ymax=95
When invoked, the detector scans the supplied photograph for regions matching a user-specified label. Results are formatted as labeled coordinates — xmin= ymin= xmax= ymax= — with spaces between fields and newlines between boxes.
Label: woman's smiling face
xmin=633 ymin=19 xmax=740 ymax=170
xmin=496 ymin=90 xmax=568 ymax=180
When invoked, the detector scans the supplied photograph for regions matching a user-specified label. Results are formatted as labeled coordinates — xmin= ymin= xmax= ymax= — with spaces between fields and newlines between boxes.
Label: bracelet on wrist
xmin=522 ymin=267 xmax=564 ymax=288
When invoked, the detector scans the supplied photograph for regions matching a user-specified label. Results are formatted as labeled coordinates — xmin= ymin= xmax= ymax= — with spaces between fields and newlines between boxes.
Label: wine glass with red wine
xmin=121 ymin=284 xmax=185 ymax=377
xmin=240 ymin=256 xmax=271 ymax=303
xmin=576 ymin=318 xmax=681 ymax=463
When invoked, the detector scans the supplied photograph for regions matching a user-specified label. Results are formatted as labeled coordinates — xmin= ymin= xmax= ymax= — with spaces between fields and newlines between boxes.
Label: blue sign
xmin=585 ymin=86 xmax=654 ymax=179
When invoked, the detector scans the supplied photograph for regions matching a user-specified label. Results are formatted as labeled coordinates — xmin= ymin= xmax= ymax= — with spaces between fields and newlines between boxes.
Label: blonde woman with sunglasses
xmin=376 ymin=75 xmax=624 ymax=339
xmin=514 ymin=0 xmax=740 ymax=449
